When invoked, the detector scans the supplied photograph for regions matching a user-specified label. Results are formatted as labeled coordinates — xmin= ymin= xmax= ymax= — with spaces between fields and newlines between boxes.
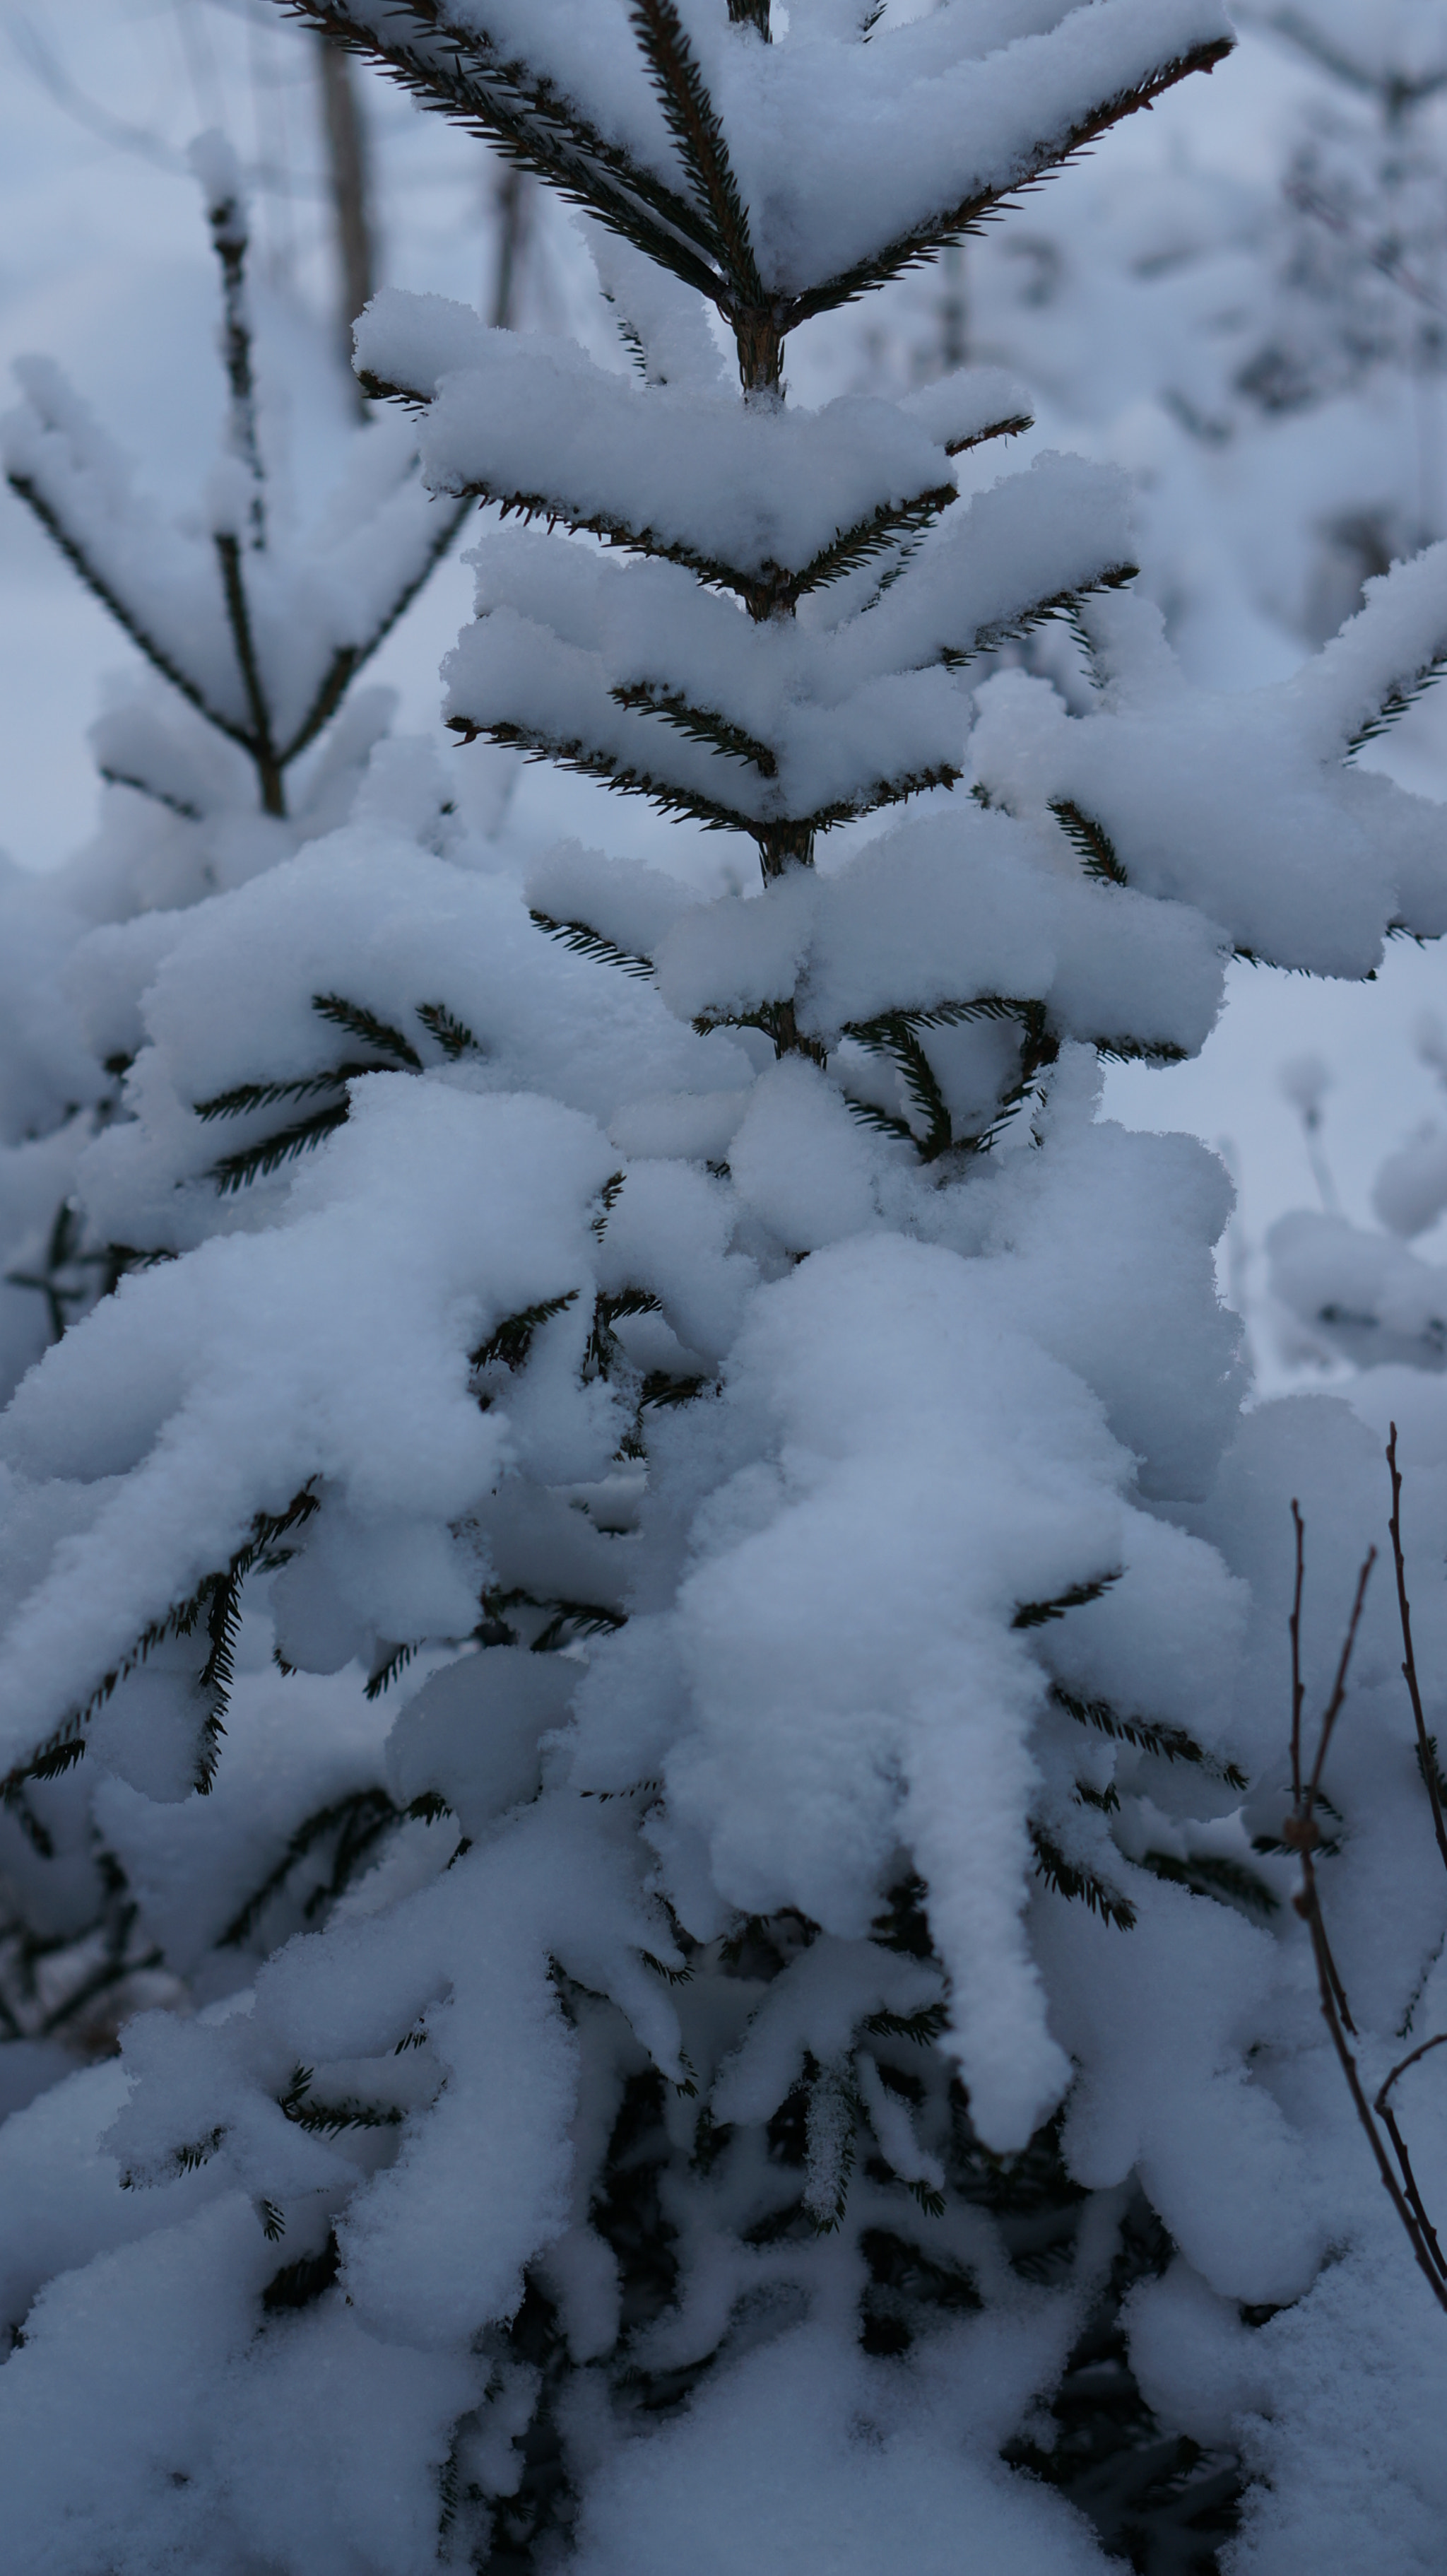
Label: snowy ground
xmin=4 ymin=0 xmax=1446 ymax=1389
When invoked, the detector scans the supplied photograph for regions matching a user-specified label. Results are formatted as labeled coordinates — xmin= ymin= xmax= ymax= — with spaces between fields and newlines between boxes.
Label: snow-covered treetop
xmin=4 ymin=0 xmax=1445 ymax=1815
xmin=295 ymin=0 xmax=1232 ymax=379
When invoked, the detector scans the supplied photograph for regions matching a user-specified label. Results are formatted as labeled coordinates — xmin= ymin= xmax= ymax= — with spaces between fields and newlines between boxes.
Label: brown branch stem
xmin=1289 ymin=1499 xmax=1306 ymax=1805
xmin=1309 ymin=1544 xmax=1376 ymax=1809
xmin=1289 ymin=1504 xmax=1447 ymax=2312
xmin=215 ymin=533 xmax=285 ymax=815
xmin=1377 ymin=2034 xmax=1447 ymax=2284
xmin=1387 ymin=1423 xmax=1447 ymax=1876
xmin=1299 ymin=1871 xmax=1447 ymax=2310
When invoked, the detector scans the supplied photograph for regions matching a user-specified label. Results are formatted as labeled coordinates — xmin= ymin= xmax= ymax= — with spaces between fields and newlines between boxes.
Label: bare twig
xmin=1287 ymin=1504 xmax=1447 ymax=2312
xmin=1304 ymin=1890 xmax=1447 ymax=2310
xmin=1307 ymin=1544 xmax=1376 ymax=1815
xmin=1285 ymin=1524 xmax=1374 ymax=2030
xmin=1379 ymin=2030 xmax=1447 ymax=2111
xmin=1289 ymin=1499 xmax=1306 ymax=1805
xmin=1377 ymin=2034 xmax=1447 ymax=2283
xmin=1386 ymin=1423 xmax=1447 ymax=1877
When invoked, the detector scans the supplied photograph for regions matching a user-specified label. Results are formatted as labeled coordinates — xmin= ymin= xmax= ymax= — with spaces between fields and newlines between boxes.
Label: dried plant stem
xmin=1301 ymin=1878 xmax=1447 ymax=2311
xmin=1288 ymin=1502 xmax=1447 ymax=2313
xmin=1287 ymin=1526 xmax=1373 ymax=2033
xmin=1289 ymin=1499 xmax=1307 ymax=1806
xmin=1376 ymin=2033 xmax=1447 ymax=2284
xmin=1386 ymin=1422 xmax=1447 ymax=1875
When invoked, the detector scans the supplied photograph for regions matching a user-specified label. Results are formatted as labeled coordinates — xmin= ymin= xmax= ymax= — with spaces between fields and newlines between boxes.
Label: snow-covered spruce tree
xmin=0 ymin=129 xmax=468 ymax=1404
xmin=0 ymin=131 xmax=469 ymax=2081
xmin=893 ymin=1 xmax=1447 ymax=674
xmin=6 ymin=4 xmax=1447 ymax=2570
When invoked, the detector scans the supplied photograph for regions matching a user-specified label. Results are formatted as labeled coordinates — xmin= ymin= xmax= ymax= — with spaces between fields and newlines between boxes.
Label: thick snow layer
xmin=335 ymin=0 xmax=1230 ymax=301
xmin=652 ymin=806 xmax=1225 ymax=1058
xmin=10 ymin=7 xmax=1447 ymax=2568
xmin=567 ymin=2321 xmax=1116 ymax=2576
xmin=658 ymin=1230 xmax=1224 ymax=2148
xmin=0 ymin=2059 xmax=221 ymax=2339
xmin=0 ymin=2194 xmax=279 ymax=2574
xmin=0 ymin=1078 xmax=623 ymax=1764
xmin=3 ymin=362 xmax=460 ymax=760
xmin=386 ymin=1647 xmax=576 ymax=1836
xmin=64 ymin=817 xmax=749 ymax=1254
xmin=969 ymin=582 xmax=1447 ymax=975
xmin=442 ymin=453 xmax=1136 ymax=828
xmin=217 ymin=2305 xmax=482 ymax=2576
xmin=94 ymin=1656 xmax=396 ymax=1970
xmin=360 ymin=291 xmax=1028 ymax=577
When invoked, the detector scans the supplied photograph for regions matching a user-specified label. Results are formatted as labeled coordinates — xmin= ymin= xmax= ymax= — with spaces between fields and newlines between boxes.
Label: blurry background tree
xmin=314 ymin=32 xmax=375 ymax=398
xmin=1227 ymin=3 xmax=1447 ymax=640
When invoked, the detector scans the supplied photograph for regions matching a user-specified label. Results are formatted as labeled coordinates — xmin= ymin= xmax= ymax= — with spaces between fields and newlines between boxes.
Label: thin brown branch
xmin=945 ymin=411 xmax=1033 ymax=459
xmin=280 ymin=495 xmax=470 ymax=769
xmin=1376 ymin=2033 xmax=1447 ymax=2285
xmin=1387 ymin=1423 xmax=1447 ymax=1876
xmin=1302 ymin=1887 xmax=1447 ymax=2310
xmin=1297 ymin=1835 xmax=1357 ymax=2033
xmin=1287 ymin=1536 xmax=1374 ymax=2035
xmin=1307 ymin=1544 xmax=1376 ymax=1811
xmin=1287 ymin=1507 xmax=1447 ymax=2311
xmin=1289 ymin=1498 xmax=1306 ymax=1804
xmin=1378 ymin=2028 xmax=1447 ymax=2114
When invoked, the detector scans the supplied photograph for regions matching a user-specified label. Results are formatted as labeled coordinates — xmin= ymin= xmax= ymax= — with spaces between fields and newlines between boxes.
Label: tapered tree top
xmin=284 ymin=0 xmax=1232 ymax=388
